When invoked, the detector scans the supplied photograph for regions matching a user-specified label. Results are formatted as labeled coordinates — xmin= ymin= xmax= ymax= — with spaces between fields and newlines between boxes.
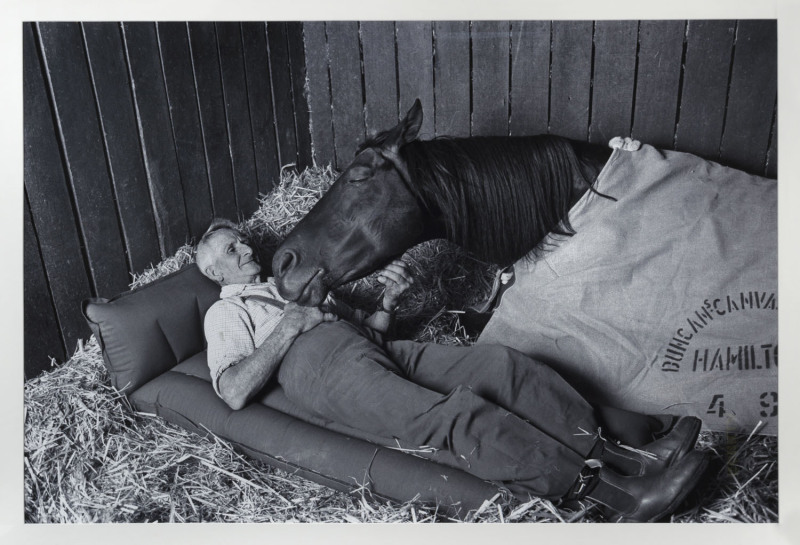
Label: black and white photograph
xmin=10 ymin=0 xmax=796 ymax=539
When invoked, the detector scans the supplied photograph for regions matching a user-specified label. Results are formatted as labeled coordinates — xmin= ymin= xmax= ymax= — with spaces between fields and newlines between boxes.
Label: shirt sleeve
xmin=204 ymin=300 xmax=256 ymax=397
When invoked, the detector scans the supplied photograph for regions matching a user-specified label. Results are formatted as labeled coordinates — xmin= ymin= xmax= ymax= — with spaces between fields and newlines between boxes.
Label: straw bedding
xmin=24 ymin=166 xmax=778 ymax=523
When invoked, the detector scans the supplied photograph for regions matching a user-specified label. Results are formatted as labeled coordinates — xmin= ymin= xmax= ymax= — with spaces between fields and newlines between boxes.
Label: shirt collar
xmin=220 ymin=277 xmax=278 ymax=299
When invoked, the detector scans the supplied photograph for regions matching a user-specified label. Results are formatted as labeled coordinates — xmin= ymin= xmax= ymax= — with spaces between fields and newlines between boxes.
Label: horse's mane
xmin=391 ymin=135 xmax=596 ymax=267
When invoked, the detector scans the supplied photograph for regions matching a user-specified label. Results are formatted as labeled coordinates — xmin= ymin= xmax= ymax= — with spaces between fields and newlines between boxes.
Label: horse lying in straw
xmin=271 ymin=99 xmax=777 ymax=434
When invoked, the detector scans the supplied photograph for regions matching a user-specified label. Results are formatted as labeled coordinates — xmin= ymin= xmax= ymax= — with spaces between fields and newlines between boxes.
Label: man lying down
xmin=195 ymin=218 xmax=709 ymax=522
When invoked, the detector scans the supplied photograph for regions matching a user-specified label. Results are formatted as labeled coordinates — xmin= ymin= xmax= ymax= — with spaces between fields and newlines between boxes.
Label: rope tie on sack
xmin=608 ymin=136 xmax=642 ymax=151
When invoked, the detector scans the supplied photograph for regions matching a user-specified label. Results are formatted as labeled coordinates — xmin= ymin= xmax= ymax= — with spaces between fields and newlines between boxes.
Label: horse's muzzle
xmin=272 ymin=247 xmax=329 ymax=306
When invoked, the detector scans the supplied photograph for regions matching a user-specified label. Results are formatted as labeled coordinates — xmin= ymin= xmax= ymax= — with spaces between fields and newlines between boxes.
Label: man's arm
xmin=217 ymin=303 xmax=337 ymax=410
xmin=362 ymin=259 xmax=413 ymax=334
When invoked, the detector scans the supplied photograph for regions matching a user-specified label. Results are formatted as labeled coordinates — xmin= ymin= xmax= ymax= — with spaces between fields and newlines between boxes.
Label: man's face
xmin=207 ymin=229 xmax=262 ymax=285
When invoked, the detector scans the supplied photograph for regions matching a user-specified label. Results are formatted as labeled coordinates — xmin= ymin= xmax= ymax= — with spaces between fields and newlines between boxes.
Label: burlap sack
xmin=478 ymin=142 xmax=777 ymax=434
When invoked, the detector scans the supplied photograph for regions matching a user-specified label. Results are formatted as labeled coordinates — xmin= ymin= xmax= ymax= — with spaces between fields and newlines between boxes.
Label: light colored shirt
xmin=204 ymin=278 xmax=365 ymax=395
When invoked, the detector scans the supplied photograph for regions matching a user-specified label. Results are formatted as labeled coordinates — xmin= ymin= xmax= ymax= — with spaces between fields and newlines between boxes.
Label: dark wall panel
xmin=286 ymin=22 xmax=313 ymax=171
xmin=549 ymin=21 xmax=593 ymax=140
xmin=267 ymin=22 xmax=301 ymax=169
xmin=631 ymin=20 xmax=685 ymax=149
xmin=326 ymin=21 xmax=364 ymax=167
xmin=241 ymin=22 xmax=281 ymax=194
xmin=396 ymin=22 xmax=434 ymax=140
xmin=675 ymin=20 xmax=736 ymax=160
xmin=433 ymin=21 xmax=470 ymax=138
xmin=24 ymin=23 xmax=93 ymax=356
xmin=156 ymin=22 xmax=214 ymax=239
xmin=217 ymin=22 xmax=260 ymax=218
xmin=361 ymin=21 xmax=398 ymax=136
xmin=766 ymin=112 xmax=777 ymax=179
xmin=187 ymin=22 xmax=238 ymax=222
xmin=24 ymin=193 xmax=67 ymax=377
xmin=122 ymin=22 xmax=190 ymax=255
xmin=719 ymin=20 xmax=777 ymax=174
xmin=302 ymin=22 xmax=335 ymax=167
xmin=590 ymin=21 xmax=638 ymax=145
xmin=509 ymin=20 xmax=550 ymax=137
xmin=472 ymin=21 xmax=510 ymax=136
xmin=82 ymin=22 xmax=162 ymax=270
xmin=37 ymin=22 xmax=130 ymax=296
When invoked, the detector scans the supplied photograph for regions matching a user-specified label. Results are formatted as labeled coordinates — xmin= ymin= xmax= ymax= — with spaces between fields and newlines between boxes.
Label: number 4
xmin=707 ymin=394 xmax=726 ymax=417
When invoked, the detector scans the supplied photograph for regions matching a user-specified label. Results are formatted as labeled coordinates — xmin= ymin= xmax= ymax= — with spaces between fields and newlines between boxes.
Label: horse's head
xmin=272 ymin=100 xmax=434 ymax=306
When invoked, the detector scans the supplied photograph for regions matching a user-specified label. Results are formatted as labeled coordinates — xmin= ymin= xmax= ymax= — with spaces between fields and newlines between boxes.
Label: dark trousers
xmin=277 ymin=320 xmax=601 ymax=500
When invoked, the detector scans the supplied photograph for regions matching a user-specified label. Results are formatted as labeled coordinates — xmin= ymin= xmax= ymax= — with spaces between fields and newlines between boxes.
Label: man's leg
xmin=276 ymin=321 xmax=587 ymax=500
xmin=382 ymin=339 xmax=602 ymax=457
xmin=381 ymin=338 xmax=700 ymax=476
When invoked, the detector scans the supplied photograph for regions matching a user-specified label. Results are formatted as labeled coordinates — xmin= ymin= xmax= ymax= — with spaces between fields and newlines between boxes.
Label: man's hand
xmin=377 ymin=259 xmax=414 ymax=311
xmin=282 ymin=302 xmax=338 ymax=334
xmin=216 ymin=302 xmax=337 ymax=411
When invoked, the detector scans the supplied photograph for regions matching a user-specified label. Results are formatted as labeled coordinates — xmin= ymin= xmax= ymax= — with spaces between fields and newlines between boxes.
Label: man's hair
xmin=195 ymin=218 xmax=243 ymax=284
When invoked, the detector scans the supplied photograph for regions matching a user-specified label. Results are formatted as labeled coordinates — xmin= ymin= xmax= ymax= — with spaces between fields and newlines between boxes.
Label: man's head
xmin=196 ymin=219 xmax=262 ymax=286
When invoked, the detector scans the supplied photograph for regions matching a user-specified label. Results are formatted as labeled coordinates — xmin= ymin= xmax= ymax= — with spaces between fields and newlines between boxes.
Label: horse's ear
xmin=400 ymin=99 xmax=423 ymax=144
xmin=382 ymin=99 xmax=423 ymax=152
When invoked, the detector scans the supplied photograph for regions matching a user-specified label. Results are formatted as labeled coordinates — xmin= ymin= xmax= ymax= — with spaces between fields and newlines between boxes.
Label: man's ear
xmin=205 ymin=265 xmax=224 ymax=285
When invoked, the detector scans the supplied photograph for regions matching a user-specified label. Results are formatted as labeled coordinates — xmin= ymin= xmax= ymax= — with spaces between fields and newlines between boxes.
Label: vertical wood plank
xmin=217 ymin=22 xmax=260 ymax=218
xmin=156 ymin=22 xmax=214 ymax=239
xmin=549 ymin=21 xmax=593 ymax=140
xmin=187 ymin=22 xmax=238 ymax=221
xmin=361 ymin=21 xmax=398 ymax=136
xmin=24 ymin=22 xmax=93 ymax=353
xmin=509 ymin=20 xmax=550 ymax=137
xmin=286 ymin=22 xmax=313 ymax=170
xmin=396 ymin=21 xmax=434 ymax=140
xmin=302 ymin=22 xmax=335 ymax=167
xmin=766 ymin=110 xmax=777 ymax=179
xmin=241 ymin=22 xmax=281 ymax=193
xmin=631 ymin=20 xmax=685 ymax=149
xmin=433 ymin=21 xmax=470 ymax=137
xmin=472 ymin=21 xmax=510 ymax=136
xmin=37 ymin=22 xmax=130 ymax=296
xmin=82 ymin=22 xmax=162 ymax=271
xmin=590 ymin=21 xmax=638 ymax=145
xmin=326 ymin=21 xmax=364 ymax=167
xmin=267 ymin=22 xmax=300 ymax=169
xmin=24 ymin=195 xmax=66 ymax=377
xmin=675 ymin=20 xmax=736 ymax=158
xmin=719 ymin=20 xmax=777 ymax=174
xmin=122 ymin=22 xmax=190 ymax=255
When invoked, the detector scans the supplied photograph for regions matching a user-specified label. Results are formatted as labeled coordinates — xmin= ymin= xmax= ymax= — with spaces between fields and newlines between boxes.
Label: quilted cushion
xmin=82 ymin=264 xmax=220 ymax=394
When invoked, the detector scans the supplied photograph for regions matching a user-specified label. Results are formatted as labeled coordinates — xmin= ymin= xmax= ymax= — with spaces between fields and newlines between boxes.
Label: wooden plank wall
xmin=23 ymin=21 xmax=311 ymax=377
xmin=24 ymin=20 xmax=777 ymax=378
xmin=305 ymin=20 xmax=776 ymax=175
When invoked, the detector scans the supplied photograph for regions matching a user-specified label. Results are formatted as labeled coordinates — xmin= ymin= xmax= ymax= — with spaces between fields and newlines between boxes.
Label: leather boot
xmin=584 ymin=449 xmax=709 ymax=522
xmin=601 ymin=416 xmax=702 ymax=477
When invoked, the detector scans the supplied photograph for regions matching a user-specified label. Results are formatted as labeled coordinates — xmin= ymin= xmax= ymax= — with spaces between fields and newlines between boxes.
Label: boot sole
xmin=615 ymin=450 xmax=709 ymax=523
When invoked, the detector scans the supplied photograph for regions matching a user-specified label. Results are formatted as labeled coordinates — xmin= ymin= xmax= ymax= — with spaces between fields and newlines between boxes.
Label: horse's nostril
xmin=275 ymin=249 xmax=297 ymax=277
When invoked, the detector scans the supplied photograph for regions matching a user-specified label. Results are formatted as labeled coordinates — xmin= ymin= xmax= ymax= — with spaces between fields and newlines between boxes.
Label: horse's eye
xmin=347 ymin=165 xmax=373 ymax=183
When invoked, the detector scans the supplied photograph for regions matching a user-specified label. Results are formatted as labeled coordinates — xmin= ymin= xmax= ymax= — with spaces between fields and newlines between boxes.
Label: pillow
xmin=82 ymin=264 xmax=221 ymax=394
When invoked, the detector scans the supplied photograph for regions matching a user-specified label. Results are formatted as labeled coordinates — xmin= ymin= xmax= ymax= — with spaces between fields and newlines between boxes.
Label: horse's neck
xmin=566 ymin=139 xmax=613 ymax=204
xmin=406 ymin=136 xmax=613 ymax=265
